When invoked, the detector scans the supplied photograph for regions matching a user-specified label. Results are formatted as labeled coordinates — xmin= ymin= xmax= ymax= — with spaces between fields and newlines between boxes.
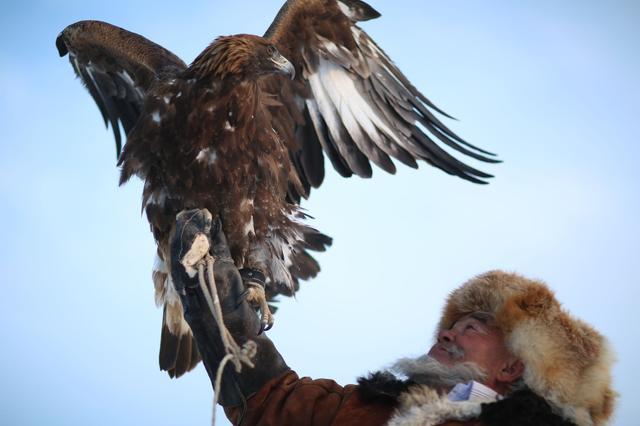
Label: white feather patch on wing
xmin=307 ymin=52 xmax=413 ymax=163
xmin=316 ymin=35 xmax=361 ymax=70
xmin=350 ymin=27 xmax=431 ymax=156
xmin=319 ymin=53 xmax=399 ymax=143
xmin=306 ymin=61 xmax=361 ymax=171
xmin=304 ymin=98 xmax=334 ymax=157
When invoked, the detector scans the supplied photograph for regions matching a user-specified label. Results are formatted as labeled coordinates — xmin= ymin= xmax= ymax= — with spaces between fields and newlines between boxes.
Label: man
xmin=171 ymin=210 xmax=616 ymax=426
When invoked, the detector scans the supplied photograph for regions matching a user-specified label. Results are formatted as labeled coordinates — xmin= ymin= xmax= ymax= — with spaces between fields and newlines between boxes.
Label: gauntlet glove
xmin=169 ymin=209 xmax=289 ymax=408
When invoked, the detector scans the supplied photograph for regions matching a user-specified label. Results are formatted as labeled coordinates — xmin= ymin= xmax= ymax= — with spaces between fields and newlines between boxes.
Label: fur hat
xmin=437 ymin=270 xmax=616 ymax=426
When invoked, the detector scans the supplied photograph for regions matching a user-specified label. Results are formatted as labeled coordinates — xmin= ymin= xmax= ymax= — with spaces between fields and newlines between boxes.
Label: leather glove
xmin=169 ymin=209 xmax=289 ymax=408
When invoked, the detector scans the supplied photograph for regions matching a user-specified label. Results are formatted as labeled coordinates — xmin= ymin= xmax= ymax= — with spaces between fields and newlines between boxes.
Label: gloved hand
xmin=170 ymin=209 xmax=289 ymax=408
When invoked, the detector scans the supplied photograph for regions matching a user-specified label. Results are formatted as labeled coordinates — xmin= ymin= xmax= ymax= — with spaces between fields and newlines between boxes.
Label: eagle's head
xmin=188 ymin=34 xmax=295 ymax=81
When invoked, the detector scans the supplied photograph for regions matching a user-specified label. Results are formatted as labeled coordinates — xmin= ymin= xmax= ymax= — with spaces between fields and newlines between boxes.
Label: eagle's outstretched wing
xmin=56 ymin=20 xmax=186 ymax=157
xmin=262 ymin=0 xmax=500 ymax=202
xmin=57 ymin=21 xmax=196 ymax=378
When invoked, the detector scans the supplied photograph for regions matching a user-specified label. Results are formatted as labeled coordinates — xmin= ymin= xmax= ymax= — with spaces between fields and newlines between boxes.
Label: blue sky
xmin=1 ymin=1 xmax=638 ymax=424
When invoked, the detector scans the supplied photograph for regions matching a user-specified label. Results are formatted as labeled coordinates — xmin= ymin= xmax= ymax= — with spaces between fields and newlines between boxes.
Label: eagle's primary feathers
xmin=56 ymin=0 xmax=499 ymax=378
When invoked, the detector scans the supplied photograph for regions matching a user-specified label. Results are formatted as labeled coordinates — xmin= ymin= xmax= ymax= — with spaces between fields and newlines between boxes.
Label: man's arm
xmin=168 ymin=209 xmax=395 ymax=425
xmin=168 ymin=209 xmax=289 ymax=408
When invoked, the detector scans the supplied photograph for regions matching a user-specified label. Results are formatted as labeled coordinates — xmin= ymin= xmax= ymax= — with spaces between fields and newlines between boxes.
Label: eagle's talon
xmin=257 ymin=299 xmax=274 ymax=333
xmin=242 ymin=278 xmax=275 ymax=335
xmin=258 ymin=315 xmax=274 ymax=335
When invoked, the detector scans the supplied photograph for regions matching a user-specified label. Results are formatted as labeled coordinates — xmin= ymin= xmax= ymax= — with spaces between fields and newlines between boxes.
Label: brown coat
xmin=225 ymin=371 xmax=480 ymax=426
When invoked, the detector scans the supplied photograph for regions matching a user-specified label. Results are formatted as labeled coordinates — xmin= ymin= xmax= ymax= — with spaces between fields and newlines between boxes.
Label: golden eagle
xmin=56 ymin=0 xmax=498 ymax=378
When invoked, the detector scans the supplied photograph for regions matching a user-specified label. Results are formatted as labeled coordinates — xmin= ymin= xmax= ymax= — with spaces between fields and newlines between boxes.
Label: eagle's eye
xmin=266 ymin=45 xmax=278 ymax=57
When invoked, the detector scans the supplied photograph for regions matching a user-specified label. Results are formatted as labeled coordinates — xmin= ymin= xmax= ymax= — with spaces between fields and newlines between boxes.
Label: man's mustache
xmin=389 ymin=354 xmax=486 ymax=388
xmin=437 ymin=342 xmax=465 ymax=360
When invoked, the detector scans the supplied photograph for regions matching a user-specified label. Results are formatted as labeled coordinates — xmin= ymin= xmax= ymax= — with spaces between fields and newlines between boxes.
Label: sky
xmin=1 ymin=0 xmax=639 ymax=424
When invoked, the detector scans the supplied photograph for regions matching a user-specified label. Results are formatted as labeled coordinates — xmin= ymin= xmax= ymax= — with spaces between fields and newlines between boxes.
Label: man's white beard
xmin=390 ymin=354 xmax=486 ymax=389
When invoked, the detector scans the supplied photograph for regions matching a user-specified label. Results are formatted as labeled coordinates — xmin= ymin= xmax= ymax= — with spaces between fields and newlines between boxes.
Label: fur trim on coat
xmin=388 ymin=385 xmax=482 ymax=426
xmin=358 ymin=373 xmax=577 ymax=426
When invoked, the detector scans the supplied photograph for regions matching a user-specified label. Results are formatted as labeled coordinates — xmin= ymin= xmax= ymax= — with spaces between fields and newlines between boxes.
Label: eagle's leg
xmin=240 ymin=268 xmax=274 ymax=334
xmin=247 ymin=283 xmax=274 ymax=334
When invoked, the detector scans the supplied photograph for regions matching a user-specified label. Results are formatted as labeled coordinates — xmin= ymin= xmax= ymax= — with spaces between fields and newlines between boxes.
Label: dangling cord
xmin=197 ymin=255 xmax=257 ymax=425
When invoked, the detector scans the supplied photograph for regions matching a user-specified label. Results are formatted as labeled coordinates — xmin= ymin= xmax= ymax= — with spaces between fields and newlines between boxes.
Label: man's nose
xmin=438 ymin=328 xmax=455 ymax=342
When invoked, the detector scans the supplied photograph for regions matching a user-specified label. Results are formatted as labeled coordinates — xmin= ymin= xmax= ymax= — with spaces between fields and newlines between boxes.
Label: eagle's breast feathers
xmin=119 ymin=53 xmax=306 ymax=291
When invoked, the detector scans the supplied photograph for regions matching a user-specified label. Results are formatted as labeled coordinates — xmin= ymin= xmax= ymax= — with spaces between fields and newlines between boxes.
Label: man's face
xmin=428 ymin=313 xmax=519 ymax=391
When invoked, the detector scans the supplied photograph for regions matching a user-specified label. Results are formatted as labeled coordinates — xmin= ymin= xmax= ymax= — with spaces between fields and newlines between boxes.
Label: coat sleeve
xmin=224 ymin=370 xmax=395 ymax=426
xmin=224 ymin=370 xmax=483 ymax=426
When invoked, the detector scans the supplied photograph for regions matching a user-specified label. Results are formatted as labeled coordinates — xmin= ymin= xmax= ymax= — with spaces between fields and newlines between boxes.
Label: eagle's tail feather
xmin=159 ymin=304 xmax=201 ymax=378
xmin=154 ymin=258 xmax=201 ymax=379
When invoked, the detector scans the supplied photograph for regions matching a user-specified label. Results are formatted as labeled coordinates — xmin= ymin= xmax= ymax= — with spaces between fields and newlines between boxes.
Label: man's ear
xmin=497 ymin=358 xmax=524 ymax=384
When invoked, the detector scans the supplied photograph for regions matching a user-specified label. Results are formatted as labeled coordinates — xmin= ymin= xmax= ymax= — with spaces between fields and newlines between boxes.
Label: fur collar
xmin=358 ymin=372 xmax=577 ymax=426
xmin=388 ymin=385 xmax=482 ymax=426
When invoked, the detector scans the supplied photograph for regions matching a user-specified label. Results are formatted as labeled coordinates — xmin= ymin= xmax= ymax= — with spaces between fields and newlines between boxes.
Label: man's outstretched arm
xmin=168 ymin=209 xmax=289 ymax=409
xmin=168 ymin=209 xmax=395 ymax=425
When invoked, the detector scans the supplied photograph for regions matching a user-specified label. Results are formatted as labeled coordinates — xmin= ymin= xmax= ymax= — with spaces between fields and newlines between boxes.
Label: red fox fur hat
xmin=437 ymin=270 xmax=616 ymax=426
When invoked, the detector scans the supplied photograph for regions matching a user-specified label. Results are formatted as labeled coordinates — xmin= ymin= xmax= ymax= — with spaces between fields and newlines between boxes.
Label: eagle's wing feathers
xmin=58 ymin=21 xmax=194 ymax=378
xmin=56 ymin=20 xmax=187 ymax=157
xmin=264 ymin=0 xmax=499 ymax=202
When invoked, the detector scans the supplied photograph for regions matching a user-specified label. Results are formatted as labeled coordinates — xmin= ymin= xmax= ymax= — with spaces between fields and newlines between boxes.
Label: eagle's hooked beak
xmin=271 ymin=54 xmax=296 ymax=80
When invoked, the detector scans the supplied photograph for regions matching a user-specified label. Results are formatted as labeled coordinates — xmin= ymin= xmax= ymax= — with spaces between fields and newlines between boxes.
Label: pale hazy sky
xmin=1 ymin=1 xmax=638 ymax=425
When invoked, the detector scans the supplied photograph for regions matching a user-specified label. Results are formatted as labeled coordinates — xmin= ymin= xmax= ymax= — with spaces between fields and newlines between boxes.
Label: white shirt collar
xmin=447 ymin=381 xmax=501 ymax=402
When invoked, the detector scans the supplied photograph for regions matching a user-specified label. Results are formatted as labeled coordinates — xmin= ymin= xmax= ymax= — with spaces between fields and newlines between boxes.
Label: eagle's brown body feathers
xmin=57 ymin=0 xmax=499 ymax=378
xmin=115 ymin=37 xmax=325 ymax=376
xmin=120 ymin=49 xmax=316 ymax=292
